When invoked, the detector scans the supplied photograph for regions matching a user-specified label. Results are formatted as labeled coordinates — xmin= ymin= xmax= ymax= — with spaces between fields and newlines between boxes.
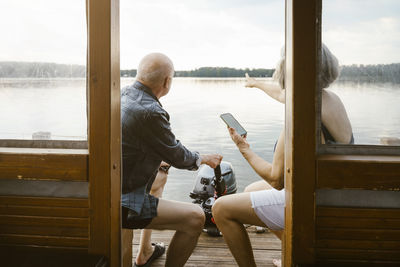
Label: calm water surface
xmin=0 ymin=78 xmax=399 ymax=202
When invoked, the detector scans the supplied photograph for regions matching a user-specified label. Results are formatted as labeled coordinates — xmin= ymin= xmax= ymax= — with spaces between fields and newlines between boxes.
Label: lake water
xmin=1 ymin=78 xmax=399 ymax=202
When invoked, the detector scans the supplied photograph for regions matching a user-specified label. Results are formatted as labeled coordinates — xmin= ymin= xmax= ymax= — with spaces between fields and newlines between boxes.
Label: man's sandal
xmin=134 ymin=243 xmax=166 ymax=267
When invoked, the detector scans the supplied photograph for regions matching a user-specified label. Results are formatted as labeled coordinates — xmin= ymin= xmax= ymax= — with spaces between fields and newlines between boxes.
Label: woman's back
xmin=321 ymin=89 xmax=353 ymax=144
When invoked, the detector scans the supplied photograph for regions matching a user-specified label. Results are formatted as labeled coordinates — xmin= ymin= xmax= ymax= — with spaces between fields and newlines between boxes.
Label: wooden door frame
xmin=0 ymin=1 xmax=129 ymax=265
xmin=284 ymin=0 xmax=319 ymax=265
xmin=87 ymin=0 xmax=132 ymax=266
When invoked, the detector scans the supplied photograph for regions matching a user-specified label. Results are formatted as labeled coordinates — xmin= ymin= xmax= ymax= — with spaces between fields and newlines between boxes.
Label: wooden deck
xmin=132 ymin=226 xmax=281 ymax=266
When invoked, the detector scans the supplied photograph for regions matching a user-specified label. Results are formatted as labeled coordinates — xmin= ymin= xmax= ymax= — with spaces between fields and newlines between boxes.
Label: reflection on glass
xmin=322 ymin=0 xmax=400 ymax=146
xmin=120 ymin=78 xmax=284 ymax=202
xmin=0 ymin=0 xmax=87 ymax=140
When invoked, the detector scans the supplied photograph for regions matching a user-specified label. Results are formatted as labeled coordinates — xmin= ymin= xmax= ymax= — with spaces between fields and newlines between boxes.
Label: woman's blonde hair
xmin=272 ymin=44 xmax=339 ymax=89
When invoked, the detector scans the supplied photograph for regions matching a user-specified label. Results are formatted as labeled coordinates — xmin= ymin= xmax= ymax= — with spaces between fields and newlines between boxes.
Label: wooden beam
xmin=317 ymin=206 xmax=400 ymax=219
xmin=284 ymin=0 xmax=318 ymax=265
xmin=0 ymin=140 xmax=87 ymax=149
xmin=0 ymin=196 xmax=88 ymax=208
xmin=317 ymin=155 xmax=400 ymax=190
xmin=87 ymin=0 xmax=121 ymax=265
xmin=122 ymin=229 xmax=133 ymax=267
xmin=0 ymin=149 xmax=88 ymax=181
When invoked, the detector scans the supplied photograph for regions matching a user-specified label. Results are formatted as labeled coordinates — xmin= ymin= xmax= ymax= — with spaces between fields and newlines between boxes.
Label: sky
xmin=0 ymin=0 xmax=399 ymax=70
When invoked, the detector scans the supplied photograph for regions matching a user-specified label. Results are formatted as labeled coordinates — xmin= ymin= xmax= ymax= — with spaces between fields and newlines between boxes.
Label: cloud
xmin=1 ymin=0 xmax=399 ymax=69
xmin=323 ymin=1 xmax=400 ymax=65
xmin=0 ymin=0 xmax=86 ymax=65
xmin=120 ymin=0 xmax=285 ymax=70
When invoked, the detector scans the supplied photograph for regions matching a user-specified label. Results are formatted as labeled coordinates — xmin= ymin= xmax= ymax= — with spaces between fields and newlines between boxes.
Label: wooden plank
xmin=316 ymin=239 xmax=400 ymax=250
xmin=316 ymin=248 xmax=400 ymax=261
xmin=316 ymin=228 xmax=400 ymax=241
xmin=122 ymin=229 xmax=133 ymax=267
xmin=317 ymin=207 xmax=400 ymax=219
xmin=0 ymin=244 xmax=88 ymax=253
xmin=0 ymin=196 xmax=88 ymax=208
xmin=0 ymin=245 xmax=108 ymax=267
xmin=0 ymin=205 xmax=89 ymax=218
xmin=0 ymin=151 xmax=88 ymax=181
xmin=109 ymin=0 xmax=122 ymax=262
xmin=284 ymin=0 xmax=319 ymax=265
xmin=132 ymin=230 xmax=281 ymax=267
xmin=0 ymin=225 xmax=88 ymax=238
xmin=0 ymin=215 xmax=88 ymax=228
xmin=316 ymin=217 xmax=400 ymax=230
xmin=135 ymin=229 xmax=282 ymax=250
xmin=317 ymin=155 xmax=400 ymax=190
xmin=0 ymin=234 xmax=88 ymax=248
xmin=317 ymin=259 xmax=400 ymax=267
xmin=0 ymin=147 xmax=88 ymax=155
xmin=87 ymin=0 xmax=121 ymax=265
xmin=0 ymin=140 xmax=88 ymax=149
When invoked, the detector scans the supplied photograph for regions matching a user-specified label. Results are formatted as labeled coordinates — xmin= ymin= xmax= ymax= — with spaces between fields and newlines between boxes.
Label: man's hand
xmin=228 ymin=127 xmax=250 ymax=152
xmin=201 ymin=154 xmax=223 ymax=169
xmin=245 ymin=73 xmax=258 ymax=88
xmin=159 ymin=161 xmax=171 ymax=173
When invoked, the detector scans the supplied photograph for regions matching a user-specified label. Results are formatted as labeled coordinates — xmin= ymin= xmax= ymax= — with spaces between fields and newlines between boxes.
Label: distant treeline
xmin=175 ymin=67 xmax=274 ymax=77
xmin=338 ymin=63 xmax=400 ymax=83
xmin=0 ymin=62 xmax=86 ymax=78
xmin=121 ymin=67 xmax=274 ymax=78
xmin=1 ymin=61 xmax=400 ymax=83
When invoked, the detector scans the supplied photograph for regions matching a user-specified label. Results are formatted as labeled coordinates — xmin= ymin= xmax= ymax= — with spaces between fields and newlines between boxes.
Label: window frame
xmin=0 ymin=1 xmax=88 ymax=149
xmin=284 ymin=0 xmax=400 ymax=265
xmin=0 ymin=1 xmax=125 ymax=266
xmin=316 ymin=0 xmax=400 ymax=156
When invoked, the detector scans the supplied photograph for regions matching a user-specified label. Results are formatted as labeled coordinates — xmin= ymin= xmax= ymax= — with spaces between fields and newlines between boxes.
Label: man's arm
xmin=142 ymin=111 xmax=222 ymax=170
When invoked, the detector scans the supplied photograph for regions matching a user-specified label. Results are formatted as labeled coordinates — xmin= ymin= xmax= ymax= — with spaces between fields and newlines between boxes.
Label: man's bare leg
xmin=135 ymin=170 xmax=168 ymax=265
xmin=145 ymin=199 xmax=205 ymax=267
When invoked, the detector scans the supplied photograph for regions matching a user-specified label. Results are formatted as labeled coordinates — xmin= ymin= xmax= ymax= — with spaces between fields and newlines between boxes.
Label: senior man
xmin=121 ymin=53 xmax=222 ymax=267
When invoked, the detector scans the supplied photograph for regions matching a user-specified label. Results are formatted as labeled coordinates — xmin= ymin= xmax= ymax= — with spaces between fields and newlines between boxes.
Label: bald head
xmin=136 ymin=53 xmax=174 ymax=90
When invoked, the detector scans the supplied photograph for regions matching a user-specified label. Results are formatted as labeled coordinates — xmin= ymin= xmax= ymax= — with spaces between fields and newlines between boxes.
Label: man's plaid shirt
xmin=121 ymin=81 xmax=199 ymax=218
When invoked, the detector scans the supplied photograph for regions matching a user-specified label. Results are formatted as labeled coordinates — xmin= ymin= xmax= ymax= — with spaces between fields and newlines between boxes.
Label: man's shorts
xmin=122 ymin=206 xmax=154 ymax=229
xmin=122 ymin=194 xmax=159 ymax=229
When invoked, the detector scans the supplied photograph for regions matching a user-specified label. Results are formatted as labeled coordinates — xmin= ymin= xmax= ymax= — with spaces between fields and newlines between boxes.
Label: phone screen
xmin=220 ymin=113 xmax=247 ymax=137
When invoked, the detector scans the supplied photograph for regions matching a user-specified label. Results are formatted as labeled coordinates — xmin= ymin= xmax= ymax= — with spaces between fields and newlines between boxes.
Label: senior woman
xmin=212 ymin=44 xmax=353 ymax=267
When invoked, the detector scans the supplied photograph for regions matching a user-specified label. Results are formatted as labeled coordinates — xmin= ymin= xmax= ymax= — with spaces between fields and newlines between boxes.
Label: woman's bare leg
xmin=212 ymin=192 xmax=269 ymax=267
xmin=244 ymin=180 xmax=272 ymax=192
xmin=244 ymin=182 xmax=283 ymax=240
xmin=273 ymin=259 xmax=282 ymax=267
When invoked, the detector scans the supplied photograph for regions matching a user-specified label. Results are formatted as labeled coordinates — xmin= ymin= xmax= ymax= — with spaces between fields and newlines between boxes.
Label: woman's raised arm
xmin=245 ymin=73 xmax=285 ymax=104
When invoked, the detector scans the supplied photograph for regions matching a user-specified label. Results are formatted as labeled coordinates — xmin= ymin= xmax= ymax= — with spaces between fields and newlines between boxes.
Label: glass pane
xmin=321 ymin=0 xmax=400 ymax=146
xmin=121 ymin=0 xmax=285 ymax=202
xmin=0 ymin=0 xmax=87 ymax=140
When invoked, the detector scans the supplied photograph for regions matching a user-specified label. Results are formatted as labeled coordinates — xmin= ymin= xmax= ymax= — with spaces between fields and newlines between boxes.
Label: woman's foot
xmin=255 ymin=226 xmax=266 ymax=233
xmin=272 ymin=259 xmax=281 ymax=267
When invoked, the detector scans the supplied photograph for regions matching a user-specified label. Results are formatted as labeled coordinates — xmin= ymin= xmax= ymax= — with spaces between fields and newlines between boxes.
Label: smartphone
xmin=220 ymin=113 xmax=247 ymax=137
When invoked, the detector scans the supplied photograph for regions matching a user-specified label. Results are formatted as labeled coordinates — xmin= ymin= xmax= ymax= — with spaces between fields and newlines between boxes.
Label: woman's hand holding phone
xmin=228 ymin=127 xmax=250 ymax=152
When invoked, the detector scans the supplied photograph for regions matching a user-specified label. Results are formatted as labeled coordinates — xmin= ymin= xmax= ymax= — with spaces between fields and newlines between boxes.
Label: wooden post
xmin=87 ymin=0 xmax=126 ymax=266
xmin=284 ymin=0 xmax=318 ymax=265
xmin=122 ymin=229 xmax=133 ymax=267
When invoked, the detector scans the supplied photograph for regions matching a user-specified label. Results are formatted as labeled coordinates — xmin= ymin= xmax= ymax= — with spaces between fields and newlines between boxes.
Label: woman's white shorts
xmin=250 ymin=189 xmax=285 ymax=230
